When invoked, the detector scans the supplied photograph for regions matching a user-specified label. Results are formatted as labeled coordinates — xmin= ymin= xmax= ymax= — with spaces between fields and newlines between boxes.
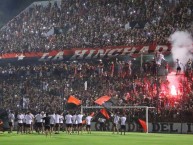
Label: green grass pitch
xmin=0 ymin=132 xmax=193 ymax=145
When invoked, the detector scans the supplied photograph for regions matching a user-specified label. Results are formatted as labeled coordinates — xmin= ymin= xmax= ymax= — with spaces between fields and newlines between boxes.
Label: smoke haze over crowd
xmin=169 ymin=31 xmax=193 ymax=66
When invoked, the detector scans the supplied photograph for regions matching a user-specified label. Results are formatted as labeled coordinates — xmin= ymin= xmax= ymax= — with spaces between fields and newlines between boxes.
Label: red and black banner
xmin=65 ymin=95 xmax=81 ymax=110
xmin=0 ymin=44 xmax=171 ymax=63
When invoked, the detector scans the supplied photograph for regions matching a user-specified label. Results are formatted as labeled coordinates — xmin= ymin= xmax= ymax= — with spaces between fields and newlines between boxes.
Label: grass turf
xmin=0 ymin=132 xmax=193 ymax=145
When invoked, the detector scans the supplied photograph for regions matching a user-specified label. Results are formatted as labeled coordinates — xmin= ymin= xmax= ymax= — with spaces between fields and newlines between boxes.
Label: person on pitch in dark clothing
xmin=98 ymin=118 xmax=106 ymax=131
xmin=43 ymin=113 xmax=51 ymax=137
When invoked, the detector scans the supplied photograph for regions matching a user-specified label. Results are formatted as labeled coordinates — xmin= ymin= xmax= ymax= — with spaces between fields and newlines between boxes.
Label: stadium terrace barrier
xmin=0 ymin=44 xmax=171 ymax=63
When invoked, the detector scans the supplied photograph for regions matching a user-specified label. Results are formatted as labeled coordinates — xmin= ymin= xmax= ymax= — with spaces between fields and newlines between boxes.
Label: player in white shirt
xmin=65 ymin=112 xmax=72 ymax=134
xmin=76 ymin=112 xmax=84 ymax=134
xmin=120 ymin=114 xmax=127 ymax=135
xmin=25 ymin=112 xmax=33 ymax=134
xmin=85 ymin=114 xmax=92 ymax=134
xmin=112 ymin=112 xmax=120 ymax=134
xmin=17 ymin=112 xmax=24 ymax=134
xmin=35 ymin=112 xmax=44 ymax=134
xmin=8 ymin=111 xmax=15 ymax=133
xmin=59 ymin=113 xmax=64 ymax=132
xmin=72 ymin=112 xmax=78 ymax=133
xmin=55 ymin=112 xmax=60 ymax=134
xmin=30 ymin=112 xmax=35 ymax=133
xmin=49 ymin=112 xmax=55 ymax=134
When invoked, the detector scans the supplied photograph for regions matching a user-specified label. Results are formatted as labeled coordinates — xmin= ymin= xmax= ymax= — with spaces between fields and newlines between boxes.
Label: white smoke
xmin=169 ymin=31 xmax=193 ymax=66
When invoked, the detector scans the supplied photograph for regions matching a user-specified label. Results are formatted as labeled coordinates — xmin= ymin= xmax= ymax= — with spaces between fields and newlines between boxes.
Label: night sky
xmin=0 ymin=0 xmax=45 ymax=27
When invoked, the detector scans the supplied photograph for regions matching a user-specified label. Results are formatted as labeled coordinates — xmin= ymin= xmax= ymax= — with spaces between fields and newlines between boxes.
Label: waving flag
xmin=95 ymin=95 xmax=111 ymax=105
xmin=100 ymin=108 xmax=110 ymax=119
xmin=138 ymin=119 xmax=147 ymax=132
xmin=67 ymin=95 xmax=81 ymax=105
xmin=66 ymin=95 xmax=81 ymax=110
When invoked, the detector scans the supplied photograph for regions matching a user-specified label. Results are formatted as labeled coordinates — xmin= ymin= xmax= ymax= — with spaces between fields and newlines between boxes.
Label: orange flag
xmin=67 ymin=95 xmax=81 ymax=105
xmin=95 ymin=95 xmax=111 ymax=105
xmin=100 ymin=108 xmax=110 ymax=119
xmin=138 ymin=119 xmax=147 ymax=132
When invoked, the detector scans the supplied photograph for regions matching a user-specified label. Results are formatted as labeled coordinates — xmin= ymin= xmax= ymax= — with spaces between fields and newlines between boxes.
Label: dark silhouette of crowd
xmin=0 ymin=0 xmax=193 ymax=53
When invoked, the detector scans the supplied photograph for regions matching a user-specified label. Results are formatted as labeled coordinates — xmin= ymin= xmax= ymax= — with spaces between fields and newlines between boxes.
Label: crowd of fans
xmin=0 ymin=59 xmax=193 ymax=123
xmin=0 ymin=0 xmax=193 ymax=53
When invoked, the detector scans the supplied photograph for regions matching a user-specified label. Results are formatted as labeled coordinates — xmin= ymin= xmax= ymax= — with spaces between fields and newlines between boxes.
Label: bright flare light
xmin=171 ymin=85 xmax=177 ymax=96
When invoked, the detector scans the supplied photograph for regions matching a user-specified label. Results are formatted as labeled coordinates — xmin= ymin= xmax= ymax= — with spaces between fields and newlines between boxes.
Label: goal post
xmin=81 ymin=105 xmax=155 ymax=133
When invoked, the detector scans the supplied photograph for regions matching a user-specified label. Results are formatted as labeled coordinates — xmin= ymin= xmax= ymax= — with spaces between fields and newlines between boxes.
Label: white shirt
xmin=30 ymin=113 xmax=35 ymax=123
xmin=155 ymin=53 xmax=165 ymax=65
xmin=120 ymin=116 xmax=127 ymax=125
xmin=23 ymin=115 xmax=26 ymax=123
xmin=49 ymin=114 xmax=55 ymax=124
xmin=35 ymin=114 xmax=43 ymax=123
xmin=113 ymin=115 xmax=120 ymax=124
xmin=65 ymin=114 xmax=72 ymax=124
xmin=59 ymin=115 xmax=64 ymax=124
xmin=8 ymin=113 xmax=15 ymax=123
xmin=41 ymin=113 xmax=46 ymax=123
xmin=176 ymin=60 xmax=181 ymax=68
xmin=17 ymin=114 xmax=24 ymax=123
xmin=72 ymin=115 xmax=77 ymax=124
xmin=25 ymin=114 xmax=33 ymax=124
xmin=76 ymin=114 xmax=83 ymax=124
xmin=55 ymin=114 xmax=60 ymax=123
xmin=86 ymin=116 xmax=92 ymax=125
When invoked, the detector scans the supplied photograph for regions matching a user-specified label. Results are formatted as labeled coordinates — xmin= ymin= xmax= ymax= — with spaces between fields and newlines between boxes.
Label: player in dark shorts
xmin=43 ymin=113 xmax=51 ymax=137
xmin=8 ymin=111 xmax=15 ymax=133
xmin=65 ymin=112 xmax=73 ymax=134
xmin=120 ymin=113 xmax=127 ymax=135
xmin=17 ymin=112 xmax=24 ymax=134
xmin=72 ymin=112 xmax=77 ymax=133
xmin=76 ymin=112 xmax=84 ymax=135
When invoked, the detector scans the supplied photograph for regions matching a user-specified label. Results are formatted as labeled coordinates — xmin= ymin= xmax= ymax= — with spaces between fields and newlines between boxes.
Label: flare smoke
xmin=169 ymin=31 xmax=193 ymax=66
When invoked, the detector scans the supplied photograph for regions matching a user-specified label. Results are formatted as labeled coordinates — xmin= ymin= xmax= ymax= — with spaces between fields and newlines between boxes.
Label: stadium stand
xmin=0 ymin=0 xmax=193 ymax=53
xmin=0 ymin=60 xmax=193 ymax=122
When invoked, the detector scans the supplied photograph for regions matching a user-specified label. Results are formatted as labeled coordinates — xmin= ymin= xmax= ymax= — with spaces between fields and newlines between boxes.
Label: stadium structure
xmin=0 ymin=0 xmax=193 ymax=135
